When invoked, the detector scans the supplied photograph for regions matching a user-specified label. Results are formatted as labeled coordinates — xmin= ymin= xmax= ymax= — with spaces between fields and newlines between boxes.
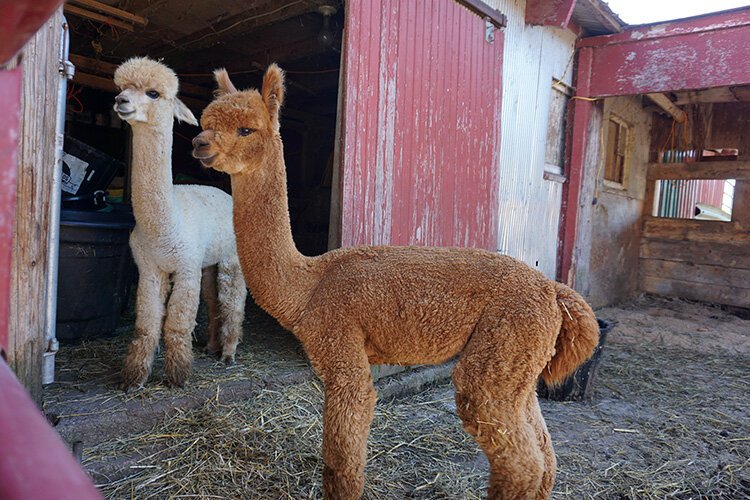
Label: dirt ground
xmin=44 ymin=294 xmax=750 ymax=499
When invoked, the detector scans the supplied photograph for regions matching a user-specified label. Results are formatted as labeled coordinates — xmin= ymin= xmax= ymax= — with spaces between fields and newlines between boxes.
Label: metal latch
xmin=485 ymin=17 xmax=495 ymax=44
xmin=60 ymin=60 xmax=75 ymax=80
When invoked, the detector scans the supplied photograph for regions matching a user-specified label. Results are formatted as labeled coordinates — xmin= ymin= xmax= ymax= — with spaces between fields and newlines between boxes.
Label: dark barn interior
xmin=64 ymin=0 xmax=344 ymax=256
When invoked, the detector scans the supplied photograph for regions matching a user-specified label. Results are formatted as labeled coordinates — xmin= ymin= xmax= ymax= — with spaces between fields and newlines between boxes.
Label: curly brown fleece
xmin=191 ymin=64 xmax=600 ymax=500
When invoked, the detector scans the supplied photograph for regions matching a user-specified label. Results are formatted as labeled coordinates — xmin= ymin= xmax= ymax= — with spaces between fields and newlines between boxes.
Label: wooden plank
xmin=640 ymin=239 xmax=750 ymax=268
xmin=642 ymin=217 xmax=750 ymax=243
xmin=63 ymin=4 xmax=134 ymax=31
xmin=640 ymin=259 xmax=750 ymax=289
xmin=640 ymin=275 xmax=750 ymax=308
xmin=9 ymin=11 xmax=62 ymax=401
xmin=732 ymin=179 xmax=750 ymax=227
xmin=647 ymin=161 xmax=750 ymax=181
xmin=68 ymin=0 xmax=147 ymax=26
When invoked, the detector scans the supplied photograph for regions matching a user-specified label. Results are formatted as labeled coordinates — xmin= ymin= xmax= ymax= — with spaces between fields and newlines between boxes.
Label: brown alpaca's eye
xmin=146 ymin=90 xmax=160 ymax=99
xmin=237 ymin=128 xmax=254 ymax=137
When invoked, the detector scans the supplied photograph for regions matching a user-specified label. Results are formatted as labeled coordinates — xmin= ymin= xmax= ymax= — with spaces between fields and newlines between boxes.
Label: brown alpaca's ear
xmin=174 ymin=98 xmax=198 ymax=126
xmin=213 ymin=68 xmax=238 ymax=97
xmin=262 ymin=63 xmax=285 ymax=128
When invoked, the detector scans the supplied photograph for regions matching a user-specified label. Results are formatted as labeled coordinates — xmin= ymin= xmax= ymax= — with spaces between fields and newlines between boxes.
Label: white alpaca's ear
xmin=174 ymin=98 xmax=198 ymax=126
xmin=262 ymin=63 xmax=285 ymax=129
xmin=213 ymin=68 xmax=238 ymax=97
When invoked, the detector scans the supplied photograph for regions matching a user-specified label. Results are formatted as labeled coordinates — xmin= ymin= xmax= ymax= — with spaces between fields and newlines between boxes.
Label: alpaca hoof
xmin=203 ymin=344 xmax=220 ymax=356
xmin=164 ymin=360 xmax=191 ymax=388
xmin=120 ymin=367 xmax=148 ymax=391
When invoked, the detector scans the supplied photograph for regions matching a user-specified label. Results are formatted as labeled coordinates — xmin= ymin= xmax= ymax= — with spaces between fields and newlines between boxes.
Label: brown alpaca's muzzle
xmin=191 ymin=130 xmax=217 ymax=167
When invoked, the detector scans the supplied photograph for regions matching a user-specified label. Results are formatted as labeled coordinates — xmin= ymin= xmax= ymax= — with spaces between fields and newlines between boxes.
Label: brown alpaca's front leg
xmin=122 ymin=269 xmax=169 ymax=390
xmin=162 ymin=271 xmax=201 ymax=387
xmin=315 ymin=349 xmax=376 ymax=500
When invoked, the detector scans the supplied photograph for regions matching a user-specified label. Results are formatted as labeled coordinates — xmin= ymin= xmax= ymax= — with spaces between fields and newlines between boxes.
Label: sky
xmin=605 ymin=0 xmax=750 ymax=25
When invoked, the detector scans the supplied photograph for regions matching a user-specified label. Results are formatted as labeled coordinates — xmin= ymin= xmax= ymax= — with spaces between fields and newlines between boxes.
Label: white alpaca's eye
xmin=237 ymin=128 xmax=254 ymax=137
xmin=146 ymin=90 xmax=160 ymax=99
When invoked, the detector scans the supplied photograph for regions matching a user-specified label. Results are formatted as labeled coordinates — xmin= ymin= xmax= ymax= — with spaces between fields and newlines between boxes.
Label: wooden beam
xmin=641 ymin=239 xmax=750 ymax=268
xmin=69 ymin=54 xmax=212 ymax=99
xmin=642 ymin=217 xmax=749 ymax=244
xmin=639 ymin=275 xmax=750 ymax=308
xmin=647 ymin=160 xmax=750 ymax=181
xmin=645 ymin=93 xmax=686 ymax=123
xmin=63 ymin=4 xmax=134 ymax=32
xmin=576 ymin=8 xmax=750 ymax=97
xmin=68 ymin=0 xmax=147 ymax=27
xmin=641 ymin=259 xmax=750 ymax=288
xmin=154 ymin=0 xmax=330 ymax=56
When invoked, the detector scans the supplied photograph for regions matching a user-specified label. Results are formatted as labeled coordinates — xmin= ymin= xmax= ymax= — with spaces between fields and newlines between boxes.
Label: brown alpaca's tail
xmin=541 ymin=282 xmax=600 ymax=386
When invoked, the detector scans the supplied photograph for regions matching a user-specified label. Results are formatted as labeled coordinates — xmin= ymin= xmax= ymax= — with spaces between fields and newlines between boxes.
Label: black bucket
xmin=56 ymin=205 xmax=135 ymax=341
xmin=538 ymin=318 xmax=613 ymax=402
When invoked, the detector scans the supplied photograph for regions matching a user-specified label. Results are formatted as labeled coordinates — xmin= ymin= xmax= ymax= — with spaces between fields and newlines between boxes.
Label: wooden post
xmin=8 ymin=11 xmax=62 ymax=401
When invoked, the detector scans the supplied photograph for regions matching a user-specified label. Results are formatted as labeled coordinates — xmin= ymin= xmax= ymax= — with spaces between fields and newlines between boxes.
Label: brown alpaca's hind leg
xmin=162 ymin=271 xmax=201 ymax=387
xmin=122 ymin=268 xmax=169 ymax=389
xmin=308 ymin=342 xmax=376 ymax=500
xmin=452 ymin=313 xmax=556 ymax=500
xmin=526 ymin=392 xmax=556 ymax=499
xmin=200 ymin=265 xmax=220 ymax=356
xmin=216 ymin=261 xmax=246 ymax=365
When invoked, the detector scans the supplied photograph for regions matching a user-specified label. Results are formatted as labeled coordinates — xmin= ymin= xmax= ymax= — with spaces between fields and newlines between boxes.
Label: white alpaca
xmin=113 ymin=57 xmax=247 ymax=389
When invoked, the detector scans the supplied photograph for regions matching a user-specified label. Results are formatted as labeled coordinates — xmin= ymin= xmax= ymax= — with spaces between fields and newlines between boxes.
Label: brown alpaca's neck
xmin=129 ymin=123 xmax=178 ymax=235
xmin=231 ymin=138 xmax=317 ymax=330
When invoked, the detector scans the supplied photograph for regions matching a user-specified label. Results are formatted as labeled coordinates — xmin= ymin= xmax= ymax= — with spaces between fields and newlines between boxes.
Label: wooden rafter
xmin=68 ymin=0 xmax=148 ymax=26
xmin=152 ymin=0 xmax=335 ymax=56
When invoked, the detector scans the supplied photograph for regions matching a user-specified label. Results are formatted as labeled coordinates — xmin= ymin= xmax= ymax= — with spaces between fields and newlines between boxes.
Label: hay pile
xmin=86 ymin=381 xmax=485 ymax=499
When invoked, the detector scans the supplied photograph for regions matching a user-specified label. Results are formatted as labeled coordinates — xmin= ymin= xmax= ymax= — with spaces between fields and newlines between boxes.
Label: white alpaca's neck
xmin=129 ymin=122 xmax=179 ymax=236
xmin=231 ymin=139 xmax=316 ymax=329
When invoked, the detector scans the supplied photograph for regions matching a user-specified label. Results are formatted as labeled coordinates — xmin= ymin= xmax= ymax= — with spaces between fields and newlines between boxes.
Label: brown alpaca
xmin=192 ymin=65 xmax=600 ymax=500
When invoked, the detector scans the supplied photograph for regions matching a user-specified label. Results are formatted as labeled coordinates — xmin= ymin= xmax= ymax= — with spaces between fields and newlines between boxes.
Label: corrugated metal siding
xmin=341 ymin=0 xmax=504 ymax=250
xmin=486 ymin=0 xmax=577 ymax=278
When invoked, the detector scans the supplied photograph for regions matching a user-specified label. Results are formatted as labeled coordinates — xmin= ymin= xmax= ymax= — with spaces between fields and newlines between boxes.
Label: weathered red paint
xmin=0 ymin=66 xmax=22 ymax=356
xmin=558 ymin=47 xmax=594 ymax=286
xmin=525 ymin=0 xmax=576 ymax=29
xmin=0 ymin=0 xmax=64 ymax=65
xmin=340 ymin=0 xmax=504 ymax=250
xmin=0 ymin=359 xmax=102 ymax=499
xmin=577 ymin=7 xmax=750 ymax=97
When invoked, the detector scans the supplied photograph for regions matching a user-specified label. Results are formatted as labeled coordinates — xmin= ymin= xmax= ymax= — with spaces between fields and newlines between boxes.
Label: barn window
xmin=604 ymin=116 xmax=629 ymax=186
xmin=544 ymin=81 xmax=570 ymax=181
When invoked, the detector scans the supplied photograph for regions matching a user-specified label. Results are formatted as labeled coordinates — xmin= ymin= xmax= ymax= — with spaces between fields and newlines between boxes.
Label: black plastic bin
xmin=537 ymin=318 xmax=613 ymax=401
xmin=56 ymin=204 xmax=135 ymax=342
xmin=62 ymin=136 xmax=123 ymax=197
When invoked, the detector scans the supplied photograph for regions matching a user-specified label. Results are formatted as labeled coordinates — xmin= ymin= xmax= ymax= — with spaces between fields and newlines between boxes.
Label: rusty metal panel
xmin=341 ymin=0 xmax=504 ymax=250
xmin=489 ymin=0 xmax=576 ymax=278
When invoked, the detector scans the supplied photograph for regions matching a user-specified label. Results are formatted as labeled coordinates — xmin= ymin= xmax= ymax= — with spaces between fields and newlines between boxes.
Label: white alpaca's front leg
xmin=162 ymin=269 xmax=201 ymax=387
xmin=122 ymin=267 xmax=169 ymax=390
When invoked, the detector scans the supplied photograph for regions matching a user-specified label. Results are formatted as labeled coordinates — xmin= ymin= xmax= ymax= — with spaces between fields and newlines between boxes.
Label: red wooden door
xmin=339 ymin=0 xmax=504 ymax=250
